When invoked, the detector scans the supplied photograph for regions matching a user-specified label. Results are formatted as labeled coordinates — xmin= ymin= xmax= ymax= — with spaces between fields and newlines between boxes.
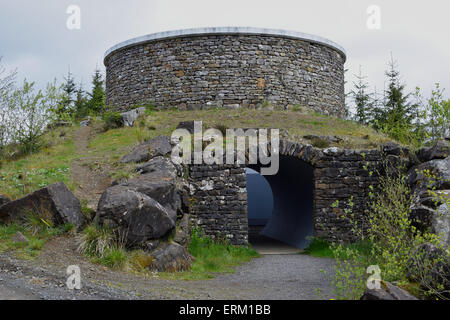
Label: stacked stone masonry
xmin=104 ymin=28 xmax=346 ymax=117
xmin=187 ymin=139 xmax=391 ymax=246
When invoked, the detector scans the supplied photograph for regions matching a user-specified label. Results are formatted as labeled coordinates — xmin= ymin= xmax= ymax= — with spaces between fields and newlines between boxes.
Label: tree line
xmin=350 ymin=54 xmax=449 ymax=146
xmin=0 ymin=57 xmax=105 ymax=159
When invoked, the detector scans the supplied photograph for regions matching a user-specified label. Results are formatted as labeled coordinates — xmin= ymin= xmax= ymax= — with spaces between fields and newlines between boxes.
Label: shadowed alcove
xmin=247 ymin=155 xmax=314 ymax=250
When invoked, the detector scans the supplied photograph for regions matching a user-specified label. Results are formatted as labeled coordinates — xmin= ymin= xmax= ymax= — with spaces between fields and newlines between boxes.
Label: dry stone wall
xmin=104 ymin=28 xmax=346 ymax=117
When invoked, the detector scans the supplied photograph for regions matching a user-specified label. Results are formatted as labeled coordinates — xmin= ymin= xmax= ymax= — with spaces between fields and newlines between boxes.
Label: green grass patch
xmin=0 ymin=126 xmax=77 ymax=199
xmin=160 ymin=229 xmax=260 ymax=280
xmin=302 ymin=238 xmax=373 ymax=259
xmin=0 ymin=214 xmax=75 ymax=259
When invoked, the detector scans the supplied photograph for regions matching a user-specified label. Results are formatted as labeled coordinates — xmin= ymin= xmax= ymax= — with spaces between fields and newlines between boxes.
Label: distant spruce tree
xmin=351 ymin=66 xmax=372 ymax=124
xmin=374 ymin=54 xmax=419 ymax=143
xmin=87 ymin=68 xmax=106 ymax=114
xmin=74 ymin=81 xmax=89 ymax=119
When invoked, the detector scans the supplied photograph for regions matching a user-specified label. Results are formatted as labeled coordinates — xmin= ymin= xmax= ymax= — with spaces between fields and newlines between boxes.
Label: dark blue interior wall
xmin=246 ymin=168 xmax=274 ymax=225
xmin=247 ymin=156 xmax=314 ymax=249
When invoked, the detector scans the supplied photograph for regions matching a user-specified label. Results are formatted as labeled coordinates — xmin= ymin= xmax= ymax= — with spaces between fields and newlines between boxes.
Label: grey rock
xmin=176 ymin=121 xmax=195 ymax=134
xmin=174 ymin=214 xmax=190 ymax=246
xmin=95 ymin=185 xmax=175 ymax=246
xmin=80 ymin=117 xmax=91 ymax=127
xmin=0 ymin=182 xmax=85 ymax=231
xmin=135 ymin=156 xmax=179 ymax=178
xmin=417 ymin=140 xmax=450 ymax=162
xmin=121 ymin=174 xmax=181 ymax=222
xmin=433 ymin=203 xmax=449 ymax=247
xmin=361 ymin=281 xmax=418 ymax=300
xmin=410 ymin=204 xmax=435 ymax=232
xmin=381 ymin=142 xmax=403 ymax=156
xmin=0 ymin=194 xmax=10 ymax=206
xmin=150 ymin=243 xmax=192 ymax=272
xmin=121 ymin=107 xmax=146 ymax=127
xmin=407 ymin=157 xmax=450 ymax=191
xmin=120 ymin=136 xmax=172 ymax=164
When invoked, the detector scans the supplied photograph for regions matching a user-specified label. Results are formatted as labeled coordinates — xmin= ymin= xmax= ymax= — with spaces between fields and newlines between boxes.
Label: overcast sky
xmin=1 ymin=0 xmax=449 ymax=105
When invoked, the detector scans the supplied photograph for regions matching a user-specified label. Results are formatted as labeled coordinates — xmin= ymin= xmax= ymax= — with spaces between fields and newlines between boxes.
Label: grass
xmin=1 ymin=108 xmax=393 ymax=201
xmin=302 ymin=238 xmax=373 ymax=259
xmin=0 ymin=126 xmax=78 ymax=199
xmin=159 ymin=229 xmax=260 ymax=280
xmin=0 ymin=213 xmax=75 ymax=259
xmin=77 ymin=225 xmax=260 ymax=279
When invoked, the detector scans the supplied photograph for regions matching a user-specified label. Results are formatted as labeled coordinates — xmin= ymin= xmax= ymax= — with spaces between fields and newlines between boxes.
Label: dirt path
xmin=71 ymin=126 xmax=112 ymax=211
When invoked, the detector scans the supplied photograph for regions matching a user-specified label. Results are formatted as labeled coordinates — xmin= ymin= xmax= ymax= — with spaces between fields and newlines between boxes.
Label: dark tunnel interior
xmin=247 ymin=155 xmax=314 ymax=249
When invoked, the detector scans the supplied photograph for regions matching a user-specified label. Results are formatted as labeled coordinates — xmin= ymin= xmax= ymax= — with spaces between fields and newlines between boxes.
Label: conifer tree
xmin=351 ymin=66 xmax=372 ymax=124
xmin=87 ymin=68 xmax=105 ymax=114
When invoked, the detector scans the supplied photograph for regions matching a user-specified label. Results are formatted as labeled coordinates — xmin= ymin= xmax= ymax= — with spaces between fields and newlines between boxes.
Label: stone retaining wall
xmin=187 ymin=140 xmax=395 ymax=245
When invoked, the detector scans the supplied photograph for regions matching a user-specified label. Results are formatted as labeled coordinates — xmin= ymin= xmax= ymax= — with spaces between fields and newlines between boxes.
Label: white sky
xmin=1 ymin=0 xmax=449 ymax=107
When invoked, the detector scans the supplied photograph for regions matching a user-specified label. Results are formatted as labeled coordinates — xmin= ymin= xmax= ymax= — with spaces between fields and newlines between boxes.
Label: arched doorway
xmin=247 ymin=155 xmax=314 ymax=250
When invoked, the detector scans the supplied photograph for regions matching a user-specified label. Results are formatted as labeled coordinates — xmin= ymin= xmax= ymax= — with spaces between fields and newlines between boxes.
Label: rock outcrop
xmin=120 ymin=135 xmax=172 ymax=164
xmin=96 ymin=185 xmax=176 ymax=245
xmin=97 ymin=136 xmax=192 ymax=271
xmin=0 ymin=182 xmax=85 ymax=230
xmin=408 ymin=155 xmax=450 ymax=246
xmin=361 ymin=281 xmax=418 ymax=300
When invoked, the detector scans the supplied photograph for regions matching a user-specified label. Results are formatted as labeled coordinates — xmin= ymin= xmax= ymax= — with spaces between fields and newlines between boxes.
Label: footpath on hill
xmin=71 ymin=126 xmax=112 ymax=210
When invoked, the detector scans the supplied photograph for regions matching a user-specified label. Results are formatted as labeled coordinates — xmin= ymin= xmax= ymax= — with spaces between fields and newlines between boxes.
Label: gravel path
xmin=0 ymin=246 xmax=335 ymax=300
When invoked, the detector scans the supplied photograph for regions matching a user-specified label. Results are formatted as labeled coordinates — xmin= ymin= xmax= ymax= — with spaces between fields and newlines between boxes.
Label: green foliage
xmin=303 ymin=238 xmax=333 ymax=257
xmin=86 ymin=68 xmax=105 ymax=114
xmin=0 ymin=215 xmax=74 ymax=259
xmin=76 ymin=224 xmax=116 ymax=258
xmin=185 ymin=228 xmax=260 ymax=277
xmin=102 ymin=110 xmax=123 ymax=130
xmin=372 ymin=55 xmax=421 ymax=145
xmin=310 ymin=137 xmax=330 ymax=149
xmin=328 ymin=163 xmax=449 ymax=300
xmin=416 ymin=84 xmax=450 ymax=144
xmin=352 ymin=66 xmax=372 ymax=125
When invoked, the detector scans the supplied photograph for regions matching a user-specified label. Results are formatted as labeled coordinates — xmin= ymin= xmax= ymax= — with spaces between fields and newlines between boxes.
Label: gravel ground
xmin=0 ymin=236 xmax=335 ymax=300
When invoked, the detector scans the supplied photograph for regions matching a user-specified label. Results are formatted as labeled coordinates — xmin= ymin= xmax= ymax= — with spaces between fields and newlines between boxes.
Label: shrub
xmin=328 ymin=163 xmax=449 ymax=299
xmin=102 ymin=111 xmax=123 ymax=130
xmin=76 ymin=224 xmax=116 ymax=258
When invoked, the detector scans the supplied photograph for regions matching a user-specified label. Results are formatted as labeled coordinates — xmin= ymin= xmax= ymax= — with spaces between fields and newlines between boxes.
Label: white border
xmin=104 ymin=27 xmax=346 ymax=62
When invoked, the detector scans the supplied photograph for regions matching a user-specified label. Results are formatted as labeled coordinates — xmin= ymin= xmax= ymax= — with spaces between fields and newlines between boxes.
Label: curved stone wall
xmin=104 ymin=27 xmax=347 ymax=117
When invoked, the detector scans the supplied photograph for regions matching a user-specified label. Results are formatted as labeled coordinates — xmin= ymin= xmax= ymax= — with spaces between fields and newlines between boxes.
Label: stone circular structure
xmin=104 ymin=27 xmax=347 ymax=117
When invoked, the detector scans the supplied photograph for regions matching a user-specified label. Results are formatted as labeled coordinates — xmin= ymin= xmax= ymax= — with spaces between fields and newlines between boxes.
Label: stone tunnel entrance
xmin=247 ymin=155 xmax=314 ymax=251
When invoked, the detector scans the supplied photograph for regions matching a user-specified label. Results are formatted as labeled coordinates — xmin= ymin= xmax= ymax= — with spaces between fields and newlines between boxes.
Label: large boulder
xmin=150 ymin=243 xmax=192 ymax=272
xmin=0 ymin=194 xmax=10 ymax=206
xmin=0 ymin=183 xmax=84 ymax=230
xmin=121 ymin=107 xmax=146 ymax=127
xmin=95 ymin=185 xmax=175 ymax=246
xmin=120 ymin=136 xmax=172 ymax=164
xmin=121 ymin=174 xmax=181 ymax=222
xmin=361 ymin=281 xmax=418 ymax=300
xmin=407 ymin=157 xmax=450 ymax=191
